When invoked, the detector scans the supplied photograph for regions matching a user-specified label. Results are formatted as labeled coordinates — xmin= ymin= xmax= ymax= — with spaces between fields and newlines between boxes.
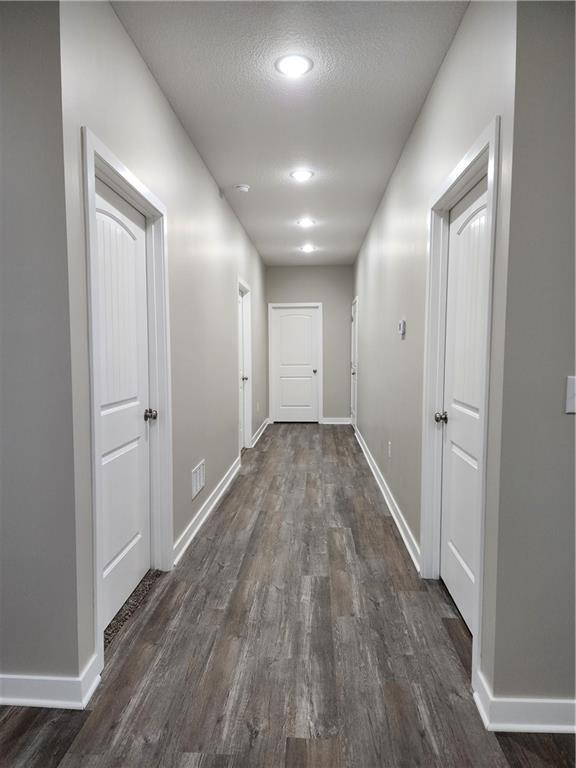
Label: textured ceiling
xmin=113 ymin=2 xmax=467 ymax=265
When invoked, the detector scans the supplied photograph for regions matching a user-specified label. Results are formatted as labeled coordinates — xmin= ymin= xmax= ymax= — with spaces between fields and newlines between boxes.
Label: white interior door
xmin=351 ymin=298 xmax=358 ymax=426
xmin=440 ymin=177 xmax=489 ymax=631
xmin=95 ymin=179 xmax=151 ymax=629
xmin=270 ymin=304 xmax=321 ymax=422
xmin=238 ymin=287 xmax=252 ymax=450
xmin=238 ymin=292 xmax=245 ymax=451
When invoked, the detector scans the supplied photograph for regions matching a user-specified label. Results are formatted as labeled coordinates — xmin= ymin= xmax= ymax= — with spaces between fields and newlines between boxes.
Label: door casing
xmin=83 ymin=128 xmax=173 ymax=674
xmin=420 ymin=118 xmax=500 ymax=692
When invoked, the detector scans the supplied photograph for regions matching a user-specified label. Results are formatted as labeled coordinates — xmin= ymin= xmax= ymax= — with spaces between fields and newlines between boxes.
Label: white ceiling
xmin=113 ymin=2 xmax=468 ymax=266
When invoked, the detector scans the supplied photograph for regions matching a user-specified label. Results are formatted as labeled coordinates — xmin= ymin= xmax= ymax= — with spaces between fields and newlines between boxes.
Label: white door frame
xmin=350 ymin=296 xmax=359 ymax=427
xmin=238 ymin=278 xmax=253 ymax=449
xmin=420 ymin=117 xmax=500 ymax=682
xmin=82 ymin=128 xmax=174 ymax=672
xmin=268 ymin=302 xmax=323 ymax=423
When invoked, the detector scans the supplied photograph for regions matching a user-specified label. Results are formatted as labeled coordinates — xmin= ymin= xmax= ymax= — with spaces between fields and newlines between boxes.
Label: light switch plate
xmin=566 ymin=376 xmax=576 ymax=414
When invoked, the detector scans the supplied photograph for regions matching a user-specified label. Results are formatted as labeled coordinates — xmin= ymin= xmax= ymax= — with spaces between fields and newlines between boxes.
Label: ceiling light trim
xmin=290 ymin=168 xmax=315 ymax=183
xmin=274 ymin=54 xmax=313 ymax=79
xmin=297 ymin=217 xmax=316 ymax=228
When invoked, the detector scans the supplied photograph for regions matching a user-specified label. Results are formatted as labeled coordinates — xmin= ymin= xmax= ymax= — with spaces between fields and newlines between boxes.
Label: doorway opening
xmin=238 ymin=279 xmax=253 ymax=451
xmin=83 ymin=128 xmax=174 ymax=675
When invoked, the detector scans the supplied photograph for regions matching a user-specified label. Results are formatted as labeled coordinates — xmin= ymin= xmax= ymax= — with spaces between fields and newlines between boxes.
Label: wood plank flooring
xmin=1 ymin=424 xmax=573 ymax=767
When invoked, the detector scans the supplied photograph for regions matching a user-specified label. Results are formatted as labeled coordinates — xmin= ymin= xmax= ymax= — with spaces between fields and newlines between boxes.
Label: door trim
xmin=268 ymin=302 xmax=323 ymax=423
xmin=238 ymin=278 xmax=252 ymax=449
xmin=82 ymin=128 xmax=174 ymax=674
xmin=420 ymin=117 xmax=500 ymax=685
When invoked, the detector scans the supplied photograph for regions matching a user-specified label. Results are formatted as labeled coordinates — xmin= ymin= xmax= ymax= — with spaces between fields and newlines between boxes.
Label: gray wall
xmin=0 ymin=2 xmax=81 ymax=675
xmin=489 ymin=1 xmax=574 ymax=698
xmin=354 ymin=1 xmax=517 ymax=546
xmin=266 ymin=266 xmax=354 ymax=419
xmin=1 ymin=0 xmax=268 ymax=678
xmin=355 ymin=0 xmax=574 ymax=701
xmin=60 ymin=0 xmax=268 ymax=670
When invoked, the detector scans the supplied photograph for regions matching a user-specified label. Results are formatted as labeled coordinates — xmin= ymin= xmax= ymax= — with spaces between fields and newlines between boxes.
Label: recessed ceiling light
xmin=275 ymin=54 xmax=313 ymax=79
xmin=234 ymin=184 xmax=251 ymax=192
xmin=300 ymin=243 xmax=316 ymax=253
xmin=290 ymin=168 xmax=314 ymax=183
xmin=297 ymin=217 xmax=316 ymax=228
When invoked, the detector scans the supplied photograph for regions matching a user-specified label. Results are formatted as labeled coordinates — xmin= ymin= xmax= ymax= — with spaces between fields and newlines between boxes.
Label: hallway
xmin=1 ymin=425 xmax=573 ymax=767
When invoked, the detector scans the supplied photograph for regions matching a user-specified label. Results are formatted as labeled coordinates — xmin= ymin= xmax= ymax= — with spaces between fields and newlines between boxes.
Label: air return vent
xmin=191 ymin=460 xmax=205 ymax=500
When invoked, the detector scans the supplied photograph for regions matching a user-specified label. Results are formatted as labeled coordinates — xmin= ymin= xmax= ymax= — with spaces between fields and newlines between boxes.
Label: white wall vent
xmin=191 ymin=460 xmax=205 ymax=500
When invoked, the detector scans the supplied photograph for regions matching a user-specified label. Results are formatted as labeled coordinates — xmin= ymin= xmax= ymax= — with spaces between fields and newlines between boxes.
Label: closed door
xmin=238 ymin=288 xmax=252 ymax=450
xmin=238 ymin=292 xmax=245 ymax=451
xmin=351 ymin=298 xmax=358 ymax=426
xmin=269 ymin=304 xmax=321 ymax=422
xmin=95 ymin=179 xmax=151 ymax=629
xmin=440 ymin=177 xmax=489 ymax=631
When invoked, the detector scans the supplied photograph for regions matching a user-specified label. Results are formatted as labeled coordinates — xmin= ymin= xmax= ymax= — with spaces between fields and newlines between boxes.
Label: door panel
xmin=280 ymin=377 xmax=313 ymax=406
xmin=238 ymin=293 xmax=244 ymax=451
xmin=280 ymin=314 xmax=312 ymax=363
xmin=95 ymin=179 xmax=151 ymax=629
xmin=440 ymin=177 xmax=489 ymax=631
xmin=238 ymin=290 xmax=252 ymax=450
xmin=270 ymin=305 xmax=321 ymax=422
xmin=351 ymin=299 xmax=358 ymax=426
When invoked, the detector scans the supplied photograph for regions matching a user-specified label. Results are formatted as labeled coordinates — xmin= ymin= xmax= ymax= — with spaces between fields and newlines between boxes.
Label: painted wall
xmin=355 ymin=0 xmax=574 ymax=703
xmin=354 ymin=0 xmax=518 ymax=693
xmin=0 ymin=0 xmax=267 ymax=680
xmin=59 ymin=0 xmax=269 ymax=669
xmin=266 ymin=266 xmax=354 ymax=419
xmin=489 ymin=1 xmax=574 ymax=699
xmin=354 ymin=1 xmax=516 ymax=547
xmin=0 ymin=2 xmax=82 ymax=675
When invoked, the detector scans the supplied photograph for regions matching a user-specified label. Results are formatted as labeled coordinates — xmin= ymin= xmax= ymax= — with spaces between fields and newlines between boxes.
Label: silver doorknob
xmin=434 ymin=411 xmax=448 ymax=424
xmin=144 ymin=408 xmax=158 ymax=422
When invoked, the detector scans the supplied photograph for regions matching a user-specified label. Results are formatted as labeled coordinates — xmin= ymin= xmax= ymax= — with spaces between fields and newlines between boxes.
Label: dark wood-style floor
xmin=1 ymin=424 xmax=574 ymax=767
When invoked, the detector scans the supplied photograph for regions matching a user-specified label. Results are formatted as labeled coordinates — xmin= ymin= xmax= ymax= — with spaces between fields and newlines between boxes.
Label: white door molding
xmin=83 ymin=128 xmax=174 ymax=678
xmin=420 ymin=117 xmax=500 ymax=711
xmin=238 ymin=278 xmax=253 ymax=449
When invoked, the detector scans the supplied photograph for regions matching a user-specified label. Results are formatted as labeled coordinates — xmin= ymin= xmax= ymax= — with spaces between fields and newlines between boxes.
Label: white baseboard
xmin=173 ymin=455 xmax=241 ymax=566
xmin=320 ymin=417 xmax=352 ymax=425
xmin=354 ymin=427 xmax=421 ymax=572
xmin=473 ymin=668 xmax=576 ymax=733
xmin=250 ymin=417 xmax=271 ymax=447
xmin=0 ymin=652 xmax=101 ymax=710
